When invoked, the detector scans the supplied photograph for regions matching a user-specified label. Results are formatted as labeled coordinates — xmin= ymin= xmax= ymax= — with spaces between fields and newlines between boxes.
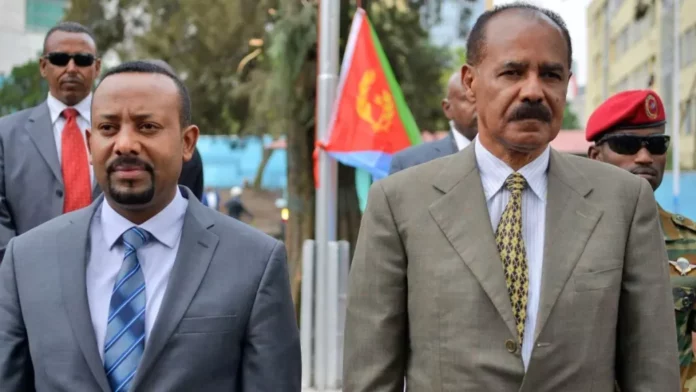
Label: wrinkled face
xmin=588 ymin=127 xmax=668 ymax=190
xmin=88 ymin=72 xmax=198 ymax=211
xmin=463 ymin=10 xmax=569 ymax=156
xmin=442 ymin=73 xmax=477 ymax=140
xmin=40 ymin=31 xmax=101 ymax=106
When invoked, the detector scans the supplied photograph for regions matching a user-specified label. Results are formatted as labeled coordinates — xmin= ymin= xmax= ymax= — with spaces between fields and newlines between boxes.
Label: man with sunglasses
xmin=0 ymin=21 xmax=101 ymax=260
xmin=587 ymin=89 xmax=696 ymax=390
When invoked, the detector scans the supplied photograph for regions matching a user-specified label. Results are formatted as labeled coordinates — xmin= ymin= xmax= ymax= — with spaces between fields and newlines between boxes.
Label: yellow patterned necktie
xmin=495 ymin=172 xmax=529 ymax=346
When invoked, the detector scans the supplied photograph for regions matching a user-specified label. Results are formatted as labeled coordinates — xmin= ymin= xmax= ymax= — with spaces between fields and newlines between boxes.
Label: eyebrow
xmin=98 ymin=114 xmax=120 ymax=121
xmin=97 ymin=113 xmax=155 ymax=121
xmin=499 ymin=61 xmax=566 ymax=73
xmin=539 ymin=63 xmax=565 ymax=74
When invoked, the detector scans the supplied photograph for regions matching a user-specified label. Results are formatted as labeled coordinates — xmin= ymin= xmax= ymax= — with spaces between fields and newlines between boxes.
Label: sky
xmin=493 ymin=0 xmax=594 ymax=86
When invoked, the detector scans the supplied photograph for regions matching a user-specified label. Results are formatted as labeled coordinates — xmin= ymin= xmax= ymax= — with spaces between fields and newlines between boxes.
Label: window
xmin=25 ymin=0 xmax=68 ymax=31
xmin=614 ymin=26 xmax=630 ymax=58
xmin=685 ymin=99 xmax=694 ymax=135
xmin=609 ymin=0 xmax=625 ymax=16
xmin=681 ymin=26 xmax=696 ymax=68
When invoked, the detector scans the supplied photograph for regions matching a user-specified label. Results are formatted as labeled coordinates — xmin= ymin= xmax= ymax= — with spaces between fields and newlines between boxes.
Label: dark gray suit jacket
xmin=388 ymin=133 xmax=458 ymax=175
xmin=0 ymin=187 xmax=301 ymax=391
xmin=0 ymin=102 xmax=101 ymax=259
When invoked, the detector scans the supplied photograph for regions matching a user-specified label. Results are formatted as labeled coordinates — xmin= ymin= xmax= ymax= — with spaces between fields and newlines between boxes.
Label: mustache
xmin=508 ymin=102 xmax=552 ymax=123
xmin=630 ymin=166 xmax=658 ymax=177
xmin=106 ymin=156 xmax=154 ymax=174
xmin=60 ymin=74 xmax=83 ymax=83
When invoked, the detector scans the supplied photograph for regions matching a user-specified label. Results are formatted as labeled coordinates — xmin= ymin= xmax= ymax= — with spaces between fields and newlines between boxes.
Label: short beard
xmin=108 ymin=179 xmax=155 ymax=205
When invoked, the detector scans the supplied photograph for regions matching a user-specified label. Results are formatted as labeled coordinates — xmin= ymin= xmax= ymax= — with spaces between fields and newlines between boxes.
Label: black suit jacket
xmin=179 ymin=147 xmax=204 ymax=200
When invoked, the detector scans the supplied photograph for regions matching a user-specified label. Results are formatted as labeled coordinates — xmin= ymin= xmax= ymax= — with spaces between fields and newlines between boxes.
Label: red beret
xmin=585 ymin=89 xmax=667 ymax=141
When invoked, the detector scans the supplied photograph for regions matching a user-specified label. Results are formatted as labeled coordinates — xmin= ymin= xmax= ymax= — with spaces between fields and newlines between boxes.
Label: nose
xmin=65 ymin=58 xmax=78 ymax=72
xmin=634 ymin=146 xmax=654 ymax=164
xmin=113 ymin=127 xmax=142 ymax=156
xmin=520 ymin=74 xmax=544 ymax=104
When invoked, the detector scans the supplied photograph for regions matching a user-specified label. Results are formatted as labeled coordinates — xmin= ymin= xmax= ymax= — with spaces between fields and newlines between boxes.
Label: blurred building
xmin=0 ymin=0 xmax=68 ymax=75
xmin=586 ymin=0 xmax=696 ymax=168
xmin=420 ymin=0 xmax=486 ymax=49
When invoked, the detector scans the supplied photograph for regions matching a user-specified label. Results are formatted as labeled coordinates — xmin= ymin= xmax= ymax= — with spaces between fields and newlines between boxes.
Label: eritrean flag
xmin=316 ymin=8 xmax=420 ymax=182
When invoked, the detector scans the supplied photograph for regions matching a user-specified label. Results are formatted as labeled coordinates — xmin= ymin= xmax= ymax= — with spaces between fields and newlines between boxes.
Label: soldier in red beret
xmin=587 ymin=89 xmax=696 ymax=390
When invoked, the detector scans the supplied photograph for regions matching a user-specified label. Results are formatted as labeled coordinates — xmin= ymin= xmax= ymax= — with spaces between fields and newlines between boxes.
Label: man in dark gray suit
xmin=0 ymin=61 xmax=300 ymax=391
xmin=0 ymin=22 xmax=102 ymax=259
xmin=389 ymin=71 xmax=477 ymax=174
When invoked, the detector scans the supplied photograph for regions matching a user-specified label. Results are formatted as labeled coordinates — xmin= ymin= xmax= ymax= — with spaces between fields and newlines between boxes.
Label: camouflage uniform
xmin=661 ymin=205 xmax=696 ymax=392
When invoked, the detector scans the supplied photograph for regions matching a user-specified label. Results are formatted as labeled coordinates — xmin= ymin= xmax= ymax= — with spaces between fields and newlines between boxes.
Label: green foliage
xmin=67 ymin=0 xmax=278 ymax=135
xmin=0 ymin=60 xmax=47 ymax=116
xmin=66 ymin=0 xmax=450 ymax=135
xmin=562 ymin=103 xmax=581 ymax=130
xmin=63 ymin=0 xmax=128 ymax=53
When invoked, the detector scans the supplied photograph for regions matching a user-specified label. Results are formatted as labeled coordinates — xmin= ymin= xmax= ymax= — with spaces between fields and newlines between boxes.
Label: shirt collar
xmin=47 ymin=92 xmax=92 ymax=125
xmin=474 ymin=135 xmax=550 ymax=202
xmin=450 ymin=121 xmax=471 ymax=151
xmin=100 ymin=188 xmax=189 ymax=249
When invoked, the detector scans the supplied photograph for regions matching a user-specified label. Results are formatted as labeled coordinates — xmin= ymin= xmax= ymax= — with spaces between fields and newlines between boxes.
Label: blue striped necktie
xmin=104 ymin=227 xmax=150 ymax=392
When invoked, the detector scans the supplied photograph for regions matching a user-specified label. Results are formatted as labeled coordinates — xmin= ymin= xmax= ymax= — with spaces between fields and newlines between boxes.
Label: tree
xmin=562 ymin=103 xmax=581 ymax=129
xmin=254 ymin=0 xmax=450 ymax=302
xmin=65 ymin=0 xmax=451 ymax=306
xmin=0 ymin=60 xmax=47 ymax=116
xmin=66 ymin=0 xmax=278 ymax=136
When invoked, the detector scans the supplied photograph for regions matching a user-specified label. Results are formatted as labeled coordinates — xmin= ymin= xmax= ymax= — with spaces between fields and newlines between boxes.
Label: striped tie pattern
xmin=104 ymin=227 xmax=150 ymax=392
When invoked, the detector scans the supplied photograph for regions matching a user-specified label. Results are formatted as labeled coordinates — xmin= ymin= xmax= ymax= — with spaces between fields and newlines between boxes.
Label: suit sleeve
xmin=0 ymin=133 xmax=17 ymax=260
xmin=240 ymin=241 xmax=301 ymax=392
xmin=0 ymin=239 xmax=34 ymax=390
xmin=343 ymin=181 xmax=407 ymax=391
xmin=388 ymin=155 xmax=403 ymax=175
xmin=615 ymin=179 xmax=680 ymax=391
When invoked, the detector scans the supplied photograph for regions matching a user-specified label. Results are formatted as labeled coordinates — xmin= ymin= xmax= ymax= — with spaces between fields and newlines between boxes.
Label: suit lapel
xmin=428 ymin=145 xmax=518 ymax=338
xmin=92 ymin=183 xmax=102 ymax=200
xmin=59 ymin=197 xmax=111 ymax=392
xmin=25 ymin=102 xmax=62 ymax=184
xmin=534 ymin=150 xmax=602 ymax=341
xmin=132 ymin=194 xmax=220 ymax=389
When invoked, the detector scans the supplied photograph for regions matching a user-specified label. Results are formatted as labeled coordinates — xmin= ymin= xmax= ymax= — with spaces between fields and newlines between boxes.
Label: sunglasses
xmin=44 ymin=52 xmax=96 ymax=67
xmin=596 ymin=134 xmax=671 ymax=155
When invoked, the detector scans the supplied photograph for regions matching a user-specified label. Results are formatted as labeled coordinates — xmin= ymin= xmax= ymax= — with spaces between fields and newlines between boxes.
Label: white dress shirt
xmin=46 ymin=92 xmax=94 ymax=185
xmin=450 ymin=121 xmax=472 ymax=151
xmin=87 ymin=189 xmax=188 ymax=360
xmin=474 ymin=136 xmax=549 ymax=370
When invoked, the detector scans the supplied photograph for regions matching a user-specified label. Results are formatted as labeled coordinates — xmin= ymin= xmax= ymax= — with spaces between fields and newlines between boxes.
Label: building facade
xmin=421 ymin=0 xmax=487 ymax=49
xmin=0 ymin=0 xmax=68 ymax=76
xmin=586 ymin=0 xmax=696 ymax=168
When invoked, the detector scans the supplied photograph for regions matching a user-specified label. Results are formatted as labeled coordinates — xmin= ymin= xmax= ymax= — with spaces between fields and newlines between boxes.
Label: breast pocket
xmin=573 ymin=266 xmax=622 ymax=292
xmin=175 ymin=315 xmax=237 ymax=335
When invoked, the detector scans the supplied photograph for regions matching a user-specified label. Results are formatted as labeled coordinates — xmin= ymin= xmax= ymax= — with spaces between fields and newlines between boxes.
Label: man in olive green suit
xmin=343 ymin=4 xmax=679 ymax=391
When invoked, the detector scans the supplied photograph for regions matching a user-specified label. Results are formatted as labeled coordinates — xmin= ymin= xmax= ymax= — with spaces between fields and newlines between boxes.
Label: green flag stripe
xmin=368 ymin=20 xmax=421 ymax=146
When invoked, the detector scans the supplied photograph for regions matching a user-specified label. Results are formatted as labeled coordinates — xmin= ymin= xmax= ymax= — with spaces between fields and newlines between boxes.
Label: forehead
xmin=481 ymin=10 xmax=567 ymax=67
xmin=93 ymin=73 xmax=180 ymax=117
xmin=45 ymin=31 xmax=96 ymax=53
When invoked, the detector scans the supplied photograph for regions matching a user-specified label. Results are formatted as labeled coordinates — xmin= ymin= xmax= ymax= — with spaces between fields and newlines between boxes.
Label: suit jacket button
xmin=505 ymin=339 xmax=517 ymax=353
xmin=56 ymin=189 xmax=63 ymax=197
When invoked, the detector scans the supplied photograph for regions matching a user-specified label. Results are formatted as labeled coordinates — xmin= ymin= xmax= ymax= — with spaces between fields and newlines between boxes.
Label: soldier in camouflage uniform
xmin=587 ymin=89 xmax=696 ymax=391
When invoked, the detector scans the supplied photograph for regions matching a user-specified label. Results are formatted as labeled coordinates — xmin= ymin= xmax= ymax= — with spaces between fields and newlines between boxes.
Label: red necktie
xmin=61 ymin=108 xmax=92 ymax=212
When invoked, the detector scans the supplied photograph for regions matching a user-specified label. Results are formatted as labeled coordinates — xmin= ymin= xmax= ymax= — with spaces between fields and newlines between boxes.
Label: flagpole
xmin=315 ymin=0 xmax=340 ymax=389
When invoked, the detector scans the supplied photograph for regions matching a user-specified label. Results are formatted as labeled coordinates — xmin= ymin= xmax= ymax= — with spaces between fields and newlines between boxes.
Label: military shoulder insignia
xmin=670 ymin=257 xmax=696 ymax=276
xmin=672 ymin=214 xmax=696 ymax=233
xmin=645 ymin=94 xmax=658 ymax=119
